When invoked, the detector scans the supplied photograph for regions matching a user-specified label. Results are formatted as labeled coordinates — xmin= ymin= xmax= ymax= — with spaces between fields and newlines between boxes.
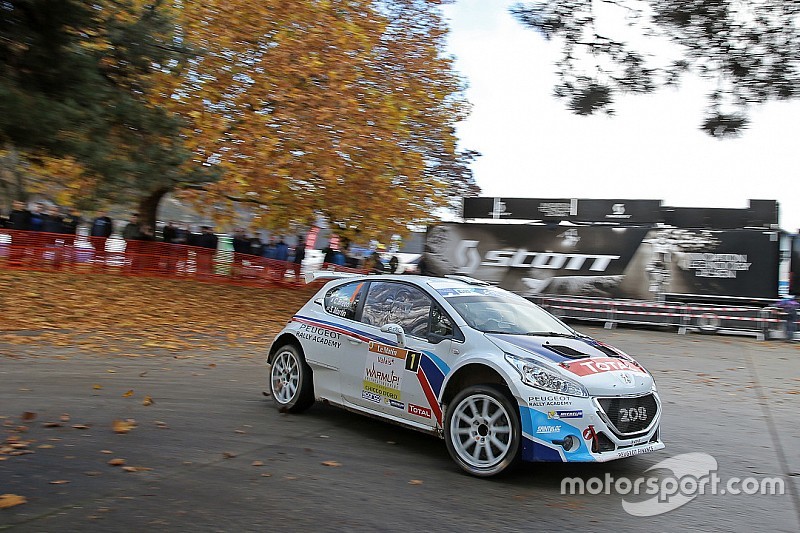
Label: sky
xmin=440 ymin=0 xmax=800 ymax=233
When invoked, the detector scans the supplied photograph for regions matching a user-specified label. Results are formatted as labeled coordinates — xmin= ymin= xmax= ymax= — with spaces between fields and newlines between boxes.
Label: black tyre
xmin=269 ymin=344 xmax=314 ymax=413
xmin=444 ymin=384 xmax=521 ymax=477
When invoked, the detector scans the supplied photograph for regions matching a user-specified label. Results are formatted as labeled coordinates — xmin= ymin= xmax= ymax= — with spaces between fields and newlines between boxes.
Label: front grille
xmin=598 ymin=394 xmax=658 ymax=436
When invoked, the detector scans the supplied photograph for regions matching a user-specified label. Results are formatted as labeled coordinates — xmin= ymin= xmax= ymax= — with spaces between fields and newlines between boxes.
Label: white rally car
xmin=267 ymin=273 xmax=664 ymax=476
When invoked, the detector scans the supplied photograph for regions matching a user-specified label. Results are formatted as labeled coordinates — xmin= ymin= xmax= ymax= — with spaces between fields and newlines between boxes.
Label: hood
xmin=487 ymin=333 xmax=654 ymax=397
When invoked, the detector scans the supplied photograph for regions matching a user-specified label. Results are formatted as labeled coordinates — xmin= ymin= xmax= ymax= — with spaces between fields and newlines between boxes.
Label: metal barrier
xmin=0 ymin=229 xmax=366 ymax=288
xmin=530 ymin=295 xmax=793 ymax=341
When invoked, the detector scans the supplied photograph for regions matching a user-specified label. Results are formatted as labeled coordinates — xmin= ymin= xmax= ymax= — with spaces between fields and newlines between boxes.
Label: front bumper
xmin=518 ymin=391 xmax=664 ymax=463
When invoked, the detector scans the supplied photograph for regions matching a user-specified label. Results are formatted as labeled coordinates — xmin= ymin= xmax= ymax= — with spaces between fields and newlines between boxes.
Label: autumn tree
xmin=148 ymin=0 xmax=477 ymax=239
xmin=0 ymin=0 xmax=196 ymax=210
xmin=511 ymin=0 xmax=800 ymax=137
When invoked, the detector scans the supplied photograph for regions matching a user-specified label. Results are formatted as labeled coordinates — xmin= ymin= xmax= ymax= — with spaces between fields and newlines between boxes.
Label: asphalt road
xmin=1 ymin=326 xmax=799 ymax=532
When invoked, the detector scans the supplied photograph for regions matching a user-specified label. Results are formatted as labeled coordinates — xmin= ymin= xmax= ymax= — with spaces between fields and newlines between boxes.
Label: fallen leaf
xmin=60 ymin=414 xmax=71 ymax=422
xmin=72 ymin=424 xmax=90 ymax=430
xmin=92 ymin=384 xmax=103 ymax=390
xmin=108 ymin=458 xmax=126 ymax=466
xmin=0 ymin=494 xmax=27 ymax=509
xmin=251 ymin=461 xmax=264 ymax=467
xmin=321 ymin=461 xmax=342 ymax=467
xmin=37 ymin=444 xmax=54 ymax=449
xmin=112 ymin=420 xmax=135 ymax=434
xmin=142 ymin=396 xmax=154 ymax=406
xmin=223 ymin=452 xmax=237 ymax=459
xmin=408 ymin=480 xmax=424 ymax=485
xmin=49 ymin=480 xmax=70 ymax=485
xmin=122 ymin=390 xmax=134 ymax=398
xmin=42 ymin=422 xmax=63 ymax=428
xmin=121 ymin=466 xmax=152 ymax=473
xmin=21 ymin=412 xmax=37 ymax=421
xmin=84 ymin=471 xmax=102 ymax=477
xmin=100 ymin=450 xmax=113 ymax=454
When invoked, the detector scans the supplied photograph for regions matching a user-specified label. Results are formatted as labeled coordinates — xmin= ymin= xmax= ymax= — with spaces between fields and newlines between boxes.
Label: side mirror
xmin=380 ymin=323 xmax=406 ymax=347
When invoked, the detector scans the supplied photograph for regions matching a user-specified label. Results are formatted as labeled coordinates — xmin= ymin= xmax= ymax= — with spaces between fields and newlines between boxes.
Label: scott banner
xmin=424 ymin=223 xmax=779 ymax=300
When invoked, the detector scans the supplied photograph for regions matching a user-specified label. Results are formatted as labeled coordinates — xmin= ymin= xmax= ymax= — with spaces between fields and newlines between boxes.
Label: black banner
xmin=425 ymin=223 xmax=779 ymax=299
xmin=463 ymin=197 xmax=777 ymax=228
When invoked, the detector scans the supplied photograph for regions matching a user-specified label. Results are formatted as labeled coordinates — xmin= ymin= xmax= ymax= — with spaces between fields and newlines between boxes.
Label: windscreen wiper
xmin=524 ymin=331 xmax=578 ymax=338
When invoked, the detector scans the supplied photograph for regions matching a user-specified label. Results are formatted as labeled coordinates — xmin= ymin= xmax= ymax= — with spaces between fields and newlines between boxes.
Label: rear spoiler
xmin=304 ymin=271 xmax=362 ymax=284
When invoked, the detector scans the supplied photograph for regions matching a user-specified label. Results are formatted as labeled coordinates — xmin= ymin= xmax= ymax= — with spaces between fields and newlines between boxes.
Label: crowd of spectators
xmin=1 ymin=201 xmax=403 ymax=280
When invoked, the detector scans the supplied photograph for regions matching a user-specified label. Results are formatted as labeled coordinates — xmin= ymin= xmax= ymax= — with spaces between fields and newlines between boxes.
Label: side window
xmin=431 ymin=305 xmax=454 ymax=338
xmin=362 ymin=282 xmax=432 ymax=338
xmin=323 ymin=281 xmax=365 ymax=320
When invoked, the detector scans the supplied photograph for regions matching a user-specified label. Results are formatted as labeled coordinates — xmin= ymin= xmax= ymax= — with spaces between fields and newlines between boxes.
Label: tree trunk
xmin=138 ymin=187 xmax=171 ymax=233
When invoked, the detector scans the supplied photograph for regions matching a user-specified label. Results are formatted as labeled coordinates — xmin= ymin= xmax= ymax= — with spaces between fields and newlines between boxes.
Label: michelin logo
xmin=548 ymin=410 xmax=583 ymax=420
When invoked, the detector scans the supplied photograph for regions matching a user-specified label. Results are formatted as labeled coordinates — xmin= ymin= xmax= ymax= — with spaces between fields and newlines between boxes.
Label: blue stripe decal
xmin=420 ymin=355 xmax=445 ymax=395
xmin=424 ymin=351 xmax=450 ymax=376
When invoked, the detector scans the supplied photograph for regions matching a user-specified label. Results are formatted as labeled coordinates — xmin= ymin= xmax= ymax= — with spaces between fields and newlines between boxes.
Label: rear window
xmin=323 ymin=281 xmax=365 ymax=320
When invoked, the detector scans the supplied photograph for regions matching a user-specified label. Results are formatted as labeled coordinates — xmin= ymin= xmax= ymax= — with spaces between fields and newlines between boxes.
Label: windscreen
xmin=445 ymin=293 xmax=575 ymax=335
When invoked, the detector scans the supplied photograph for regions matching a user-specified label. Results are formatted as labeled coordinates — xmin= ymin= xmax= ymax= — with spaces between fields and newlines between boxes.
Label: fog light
xmin=561 ymin=435 xmax=576 ymax=451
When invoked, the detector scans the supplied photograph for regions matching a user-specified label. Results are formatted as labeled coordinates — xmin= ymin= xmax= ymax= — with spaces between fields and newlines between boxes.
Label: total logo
xmin=536 ymin=425 xmax=562 ymax=434
xmin=408 ymin=403 xmax=432 ymax=419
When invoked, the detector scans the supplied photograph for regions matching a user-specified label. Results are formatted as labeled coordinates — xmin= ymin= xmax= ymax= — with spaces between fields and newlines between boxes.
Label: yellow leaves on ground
xmin=321 ymin=460 xmax=342 ymax=467
xmin=0 ymin=494 xmax=27 ymax=509
xmin=0 ymin=271 xmax=316 ymax=353
xmin=112 ymin=420 xmax=136 ymax=434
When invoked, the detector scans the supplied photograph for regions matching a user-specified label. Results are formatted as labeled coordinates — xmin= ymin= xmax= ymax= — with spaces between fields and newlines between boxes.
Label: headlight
xmin=505 ymin=353 xmax=588 ymax=397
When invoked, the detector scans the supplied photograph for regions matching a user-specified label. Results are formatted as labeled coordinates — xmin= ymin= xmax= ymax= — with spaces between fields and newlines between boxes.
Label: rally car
xmin=267 ymin=273 xmax=664 ymax=476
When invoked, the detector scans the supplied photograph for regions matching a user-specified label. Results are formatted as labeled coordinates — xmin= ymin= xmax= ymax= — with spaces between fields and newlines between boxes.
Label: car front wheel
xmin=269 ymin=344 xmax=314 ymax=413
xmin=444 ymin=384 xmax=521 ymax=477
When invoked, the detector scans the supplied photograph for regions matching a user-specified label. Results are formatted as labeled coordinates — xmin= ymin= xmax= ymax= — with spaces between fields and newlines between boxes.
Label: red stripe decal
xmin=417 ymin=370 xmax=443 ymax=426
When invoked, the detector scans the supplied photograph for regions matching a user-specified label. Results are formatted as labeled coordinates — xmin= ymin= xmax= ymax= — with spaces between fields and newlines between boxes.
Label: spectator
xmin=775 ymin=295 xmax=799 ymax=342
xmin=366 ymin=251 xmax=385 ymax=274
xmin=29 ymin=203 xmax=45 ymax=232
xmin=8 ymin=200 xmax=31 ymax=231
xmin=291 ymin=235 xmax=306 ymax=283
xmin=232 ymin=228 xmax=251 ymax=255
xmin=7 ymin=200 xmax=31 ymax=264
xmin=61 ymin=208 xmax=82 ymax=235
xmin=122 ymin=213 xmax=143 ymax=272
xmin=388 ymin=255 xmax=399 ymax=274
xmin=162 ymin=220 xmax=178 ymax=244
xmin=122 ymin=213 xmax=142 ymax=241
xmin=232 ymin=227 xmax=251 ymax=279
xmin=249 ymin=234 xmax=264 ymax=257
xmin=263 ymin=236 xmax=277 ymax=260
xmin=274 ymin=237 xmax=289 ymax=282
xmin=90 ymin=211 xmax=114 ymax=259
xmin=194 ymin=226 xmax=218 ymax=276
xmin=42 ymin=205 xmax=64 ymax=233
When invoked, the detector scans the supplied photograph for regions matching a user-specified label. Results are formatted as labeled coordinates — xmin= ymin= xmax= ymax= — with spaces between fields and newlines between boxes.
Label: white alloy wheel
xmin=271 ymin=349 xmax=300 ymax=404
xmin=445 ymin=385 xmax=521 ymax=476
xmin=268 ymin=344 xmax=314 ymax=413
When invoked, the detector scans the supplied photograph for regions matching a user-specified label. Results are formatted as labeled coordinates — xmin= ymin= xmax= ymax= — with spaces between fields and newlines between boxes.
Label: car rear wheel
xmin=444 ymin=384 xmax=521 ymax=477
xmin=269 ymin=345 xmax=314 ymax=413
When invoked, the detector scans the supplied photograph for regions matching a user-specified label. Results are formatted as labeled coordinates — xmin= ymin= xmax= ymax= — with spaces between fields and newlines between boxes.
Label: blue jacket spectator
xmin=274 ymin=239 xmax=289 ymax=262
